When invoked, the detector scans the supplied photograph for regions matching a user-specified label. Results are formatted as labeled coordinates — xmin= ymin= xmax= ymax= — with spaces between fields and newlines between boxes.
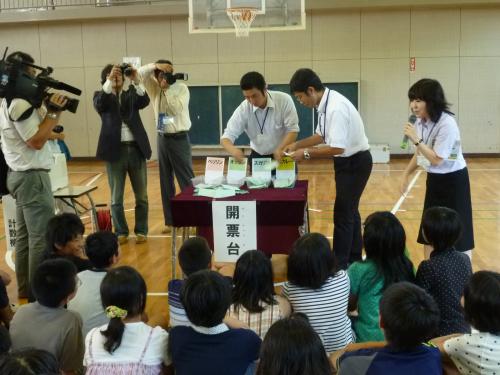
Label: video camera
xmin=0 ymin=47 xmax=81 ymax=113
xmin=156 ymin=70 xmax=188 ymax=85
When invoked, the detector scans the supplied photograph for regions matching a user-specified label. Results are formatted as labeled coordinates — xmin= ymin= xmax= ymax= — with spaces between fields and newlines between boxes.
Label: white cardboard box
xmin=370 ymin=144 xmax=390 ymax=163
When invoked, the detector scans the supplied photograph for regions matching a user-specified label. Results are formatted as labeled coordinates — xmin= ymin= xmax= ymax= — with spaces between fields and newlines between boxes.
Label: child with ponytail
xmin=84 ymin=266 xmax=171 ymax=374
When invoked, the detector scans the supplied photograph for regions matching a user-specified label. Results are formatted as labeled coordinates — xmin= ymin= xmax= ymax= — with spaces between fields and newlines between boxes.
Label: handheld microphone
xmin=400 ymin=114 xmax=417 ymax=149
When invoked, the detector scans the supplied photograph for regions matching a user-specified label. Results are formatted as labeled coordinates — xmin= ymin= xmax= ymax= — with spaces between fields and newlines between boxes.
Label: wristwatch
xmin=414 ymin=138 xmax=423 ymax=146
xmin=303 ymin=149 xmax=311 ymax=160
xmin=46 ymin=112 xmax=58 ymax=120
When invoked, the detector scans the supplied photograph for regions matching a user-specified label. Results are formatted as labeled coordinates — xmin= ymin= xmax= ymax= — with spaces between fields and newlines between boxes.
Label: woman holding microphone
xmin=401 ymin=78 xmax=474 ymax=258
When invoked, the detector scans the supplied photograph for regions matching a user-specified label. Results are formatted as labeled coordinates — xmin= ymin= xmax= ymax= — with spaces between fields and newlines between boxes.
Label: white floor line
xmin=391 ymin=170 xmax=422 ymax=215
xmin=5 ymin=250 xmax=15 ymax=271
xmin=86 ymin=173 xmax=103 ymax=186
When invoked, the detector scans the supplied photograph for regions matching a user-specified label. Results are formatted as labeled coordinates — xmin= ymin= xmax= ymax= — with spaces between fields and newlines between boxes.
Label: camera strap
xmin=6 ymin=98 xmax=35 ymax=122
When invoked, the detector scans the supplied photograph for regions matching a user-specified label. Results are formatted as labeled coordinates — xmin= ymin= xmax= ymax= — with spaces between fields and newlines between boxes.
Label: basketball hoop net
xmin=226 ymin=7 xmax=258 ymax=37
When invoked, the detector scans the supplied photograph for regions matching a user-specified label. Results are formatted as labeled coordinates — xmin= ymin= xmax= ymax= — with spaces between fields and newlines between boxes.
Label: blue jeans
xmin=106 ymin=143 xmax=148 ymax=236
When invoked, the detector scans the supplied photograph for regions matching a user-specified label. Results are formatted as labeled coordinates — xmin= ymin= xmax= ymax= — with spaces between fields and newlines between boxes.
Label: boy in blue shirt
xmin=333 ymin=282 xmax=442 ymax=375
xmin=169 ymin=270 xmax=260 ymax=375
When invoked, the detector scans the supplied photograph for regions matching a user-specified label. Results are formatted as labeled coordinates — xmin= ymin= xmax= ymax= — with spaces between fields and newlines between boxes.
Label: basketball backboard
xmin=188 ymin=0 xmax=305 ymax=35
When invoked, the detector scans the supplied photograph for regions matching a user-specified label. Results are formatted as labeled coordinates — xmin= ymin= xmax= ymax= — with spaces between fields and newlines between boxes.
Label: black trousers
xmin=333 ymin=150 xmax=373 ymax=269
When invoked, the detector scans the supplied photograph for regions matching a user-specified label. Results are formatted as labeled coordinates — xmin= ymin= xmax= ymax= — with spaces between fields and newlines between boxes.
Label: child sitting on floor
xmin=432 ymin=270 xmax=500 ymax=374
xmin=334 ymin=282 xmax=442 ymax=375
xmin=44 ymin=212 xmax=92 ymax=272
xmin=84 ymin=266 xmax=170 ymax=374
xmin=416 ymin=206 xmax=472 ymax=336
xmin=282 ymin=233 xmax=354 ymax=352
xmin=169 ymin=270 xmax=261 ymax=375
xmin=347 ymin=211 xmax=415 ymax=342
xmin=68 ymin=231 xmax=120 ymax=337
xmin=227 ymin=250 xmax=291 ymax=338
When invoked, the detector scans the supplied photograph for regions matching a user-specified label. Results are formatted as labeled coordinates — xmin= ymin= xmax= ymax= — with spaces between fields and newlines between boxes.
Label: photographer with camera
xmin=138 ymin=60 xmax=193 ymax=234
xmin=94 ymin=64 xmax=151 ymax=245
xmin=0 ymin=51 xmax=67 ymax=300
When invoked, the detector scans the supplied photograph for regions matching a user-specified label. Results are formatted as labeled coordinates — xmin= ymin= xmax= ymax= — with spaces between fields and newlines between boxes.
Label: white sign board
xmin=212 ymin=201 xmax=257 ymax=262
xmin=204 ymin=157 xmax=225 ymax=185
xmin=122 ymin=56 xmax=142 ymax=69
xmin=227 ymin=157 xmax=247 ymax=185
xmin=252 ymin=157 xmax=272 ymax=182
xmin=2 ymin=194 xmax=17 ymax=252
xmin=276 ymin=156 xmax=296 ymax=180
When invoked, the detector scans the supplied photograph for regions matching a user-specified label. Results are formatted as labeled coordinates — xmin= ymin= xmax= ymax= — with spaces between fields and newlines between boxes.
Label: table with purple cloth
xmin=171 ymin=180 xmax=308 ymax=272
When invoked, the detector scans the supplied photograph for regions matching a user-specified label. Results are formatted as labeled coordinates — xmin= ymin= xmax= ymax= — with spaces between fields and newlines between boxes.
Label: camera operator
xmin=0 ymin=51 xmax=67 ymax=300
xmin=94 ymin=64 xmax=151 ymax=245
xmin=138 ymin=60 xmax=193 ymax=234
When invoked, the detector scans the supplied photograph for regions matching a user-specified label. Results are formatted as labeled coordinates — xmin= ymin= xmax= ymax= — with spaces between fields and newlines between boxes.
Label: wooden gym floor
xmin=0 ymin=157 xmax=499 ymax=328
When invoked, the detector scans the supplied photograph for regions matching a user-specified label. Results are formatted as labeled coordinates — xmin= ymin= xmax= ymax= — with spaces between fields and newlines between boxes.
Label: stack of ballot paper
xmin=245 ymin=176 xmax=270 ymax=189
xmin=194 ymin=184 xmax=248 ymax=198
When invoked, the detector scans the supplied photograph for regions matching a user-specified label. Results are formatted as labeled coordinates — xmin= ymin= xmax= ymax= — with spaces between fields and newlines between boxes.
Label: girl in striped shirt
xmin=282 ymin=233 xmax=354 ymax=353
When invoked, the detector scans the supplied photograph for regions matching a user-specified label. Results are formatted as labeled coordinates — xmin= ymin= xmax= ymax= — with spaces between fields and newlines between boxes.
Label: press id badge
xmin=157 ymin=113 xmax=174 ymax=134
xmin=448 ymin=140 xmax=460 ymax=161
xmin=417 ymin=155 xmax=431 ymax=170
xmin=255 ymin=133 xmax=267 ymax=145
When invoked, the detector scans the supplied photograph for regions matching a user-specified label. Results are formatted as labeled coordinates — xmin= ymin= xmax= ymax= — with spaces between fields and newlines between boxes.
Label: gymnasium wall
xmin=1 ymin=6 xmax=499 ymax=157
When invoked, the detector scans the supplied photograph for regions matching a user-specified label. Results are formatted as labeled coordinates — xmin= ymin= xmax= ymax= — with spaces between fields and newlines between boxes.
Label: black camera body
xmin=164 ymin=72 xmax=188 ymax=85
xmin=0 ymin=48 xmax=81 ymax=113
xmin=119 ymin=63 xmax=134 ymax=78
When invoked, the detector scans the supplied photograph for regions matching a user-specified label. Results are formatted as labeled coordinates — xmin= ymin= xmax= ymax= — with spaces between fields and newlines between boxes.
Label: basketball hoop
xmin=226 ymin=7 xmax=258 ymax=37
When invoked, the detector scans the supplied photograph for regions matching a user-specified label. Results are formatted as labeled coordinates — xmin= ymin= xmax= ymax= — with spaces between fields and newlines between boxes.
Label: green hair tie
xmin=105 ymin=305 xmax=128 ymax=319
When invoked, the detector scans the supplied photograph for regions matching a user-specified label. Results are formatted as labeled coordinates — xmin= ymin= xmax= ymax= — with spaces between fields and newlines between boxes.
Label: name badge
xmin=157 ymin=113 xmax=174 ymax=134
xmin=417 ymin=155 xmax=431 ymax=170
xmin=448 ymin=140 xmax=460 ymax=161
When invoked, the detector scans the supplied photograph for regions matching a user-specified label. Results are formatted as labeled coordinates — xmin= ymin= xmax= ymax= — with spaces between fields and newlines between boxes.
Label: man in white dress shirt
xmin=0 ymin=51 xmax=66 ymax=299
xmin=287 ymin=68 xmax=372 ymax=270
xmin=139 ymin=60 xmax=194 ymax=233
xmin=221 ymin=72 xmax=299 ymax=165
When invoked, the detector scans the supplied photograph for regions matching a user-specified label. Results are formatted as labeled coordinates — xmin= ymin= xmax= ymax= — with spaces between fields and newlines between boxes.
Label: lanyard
xmin=318 ymin=90 xmax=331 ymax=141
xmin=421 ymin=121 xmax=437 ymax=146
xmin=254 ymin=107 xmax=269 ymax=135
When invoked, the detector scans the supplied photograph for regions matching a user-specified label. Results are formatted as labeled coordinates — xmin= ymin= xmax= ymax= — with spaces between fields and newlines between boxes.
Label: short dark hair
xmin=0 ymin=325 xmax=11 ymax=355
xmin=287 ymin=233 xmax=336 ymax=289
xmin=100 ymin=266 xmax=147 ymax=353
xmin=463 ymin=270 xmax=500 ymax=334
xmin=363 ymin=211 xmax=415 ymax=289
xmin=178 ymin=237 xmax=212 ymax=277
xmin=45 ymin=213 xmax=84 ymax=256
xmin=181 ymin=270 xmax=231 ymax=327
xmin=240 ymin=71 xmax=266 ymax=93
xmin=0 ymin=349 xmax=59 ymax=375
xmin=100 ymin=64 xmax=114 ymax=85
xmin=257 ymin=313 xmax=332 ymax=375
xmin=32 ymin=259 xmax=77 ymax=308
xmin=408 ymin=78 xmax=453 ymax=123
xmin=289 ymin=68 xmax=325 ymax=94
xmin=84 ymin=231 xmax=119 ymax=269
xmin=380 ymin=282 xmax=440 ymax=351
xmin=232 ymin=250 xmax=276 ymax=313
xmin=6 ymin=51 xmax=35 ymax=73
xmin=421 ymin=206 xmax=462 ymax=252
xmin=154 ymin=59 xmax=173 ymax=79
